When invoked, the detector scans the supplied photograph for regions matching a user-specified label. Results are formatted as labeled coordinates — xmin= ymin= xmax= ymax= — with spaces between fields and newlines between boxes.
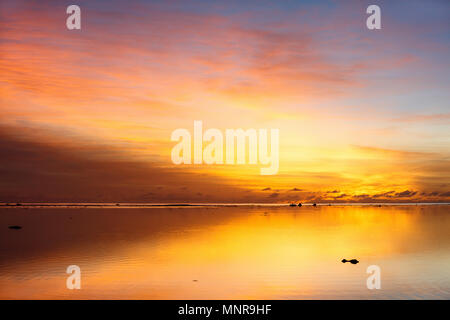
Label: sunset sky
xmin=0 ymin=0 xmax=449 ymax=203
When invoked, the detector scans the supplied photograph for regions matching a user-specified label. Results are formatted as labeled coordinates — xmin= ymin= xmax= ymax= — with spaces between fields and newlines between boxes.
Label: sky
xmin=0 ymin=0 xmax=449 ymax=203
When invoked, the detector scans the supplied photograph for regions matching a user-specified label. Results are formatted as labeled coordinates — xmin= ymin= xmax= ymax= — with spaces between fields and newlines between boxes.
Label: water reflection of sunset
xmin=1 ymin=205 xmax=449 ymax=299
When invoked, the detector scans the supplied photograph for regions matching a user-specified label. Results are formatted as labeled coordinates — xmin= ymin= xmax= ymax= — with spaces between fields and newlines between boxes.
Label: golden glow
xmin=0 ymin=2 xmax=448 ymax=203
xmin=1 ymin=206 xmax=448 ymax=299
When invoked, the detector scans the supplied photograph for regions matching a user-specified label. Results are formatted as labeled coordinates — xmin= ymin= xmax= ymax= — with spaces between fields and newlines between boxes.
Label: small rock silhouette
xmin=342 ymin=259 xmax=359 ymax=264
xmin=8 ymin=225 xmax=22 ymax=230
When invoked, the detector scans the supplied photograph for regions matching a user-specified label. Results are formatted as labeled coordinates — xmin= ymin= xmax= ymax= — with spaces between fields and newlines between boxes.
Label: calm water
xmin=0 ymin=205 xmax=449 ymax=299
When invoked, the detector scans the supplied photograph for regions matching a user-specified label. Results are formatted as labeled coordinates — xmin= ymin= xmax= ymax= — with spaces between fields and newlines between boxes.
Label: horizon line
xmin=1 ymin=202 xmax=449 ymax=207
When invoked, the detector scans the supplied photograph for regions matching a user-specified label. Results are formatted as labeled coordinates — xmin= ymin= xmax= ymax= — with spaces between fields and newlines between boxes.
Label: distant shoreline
xmin=1 ymin=202 xmax=449 ymax=208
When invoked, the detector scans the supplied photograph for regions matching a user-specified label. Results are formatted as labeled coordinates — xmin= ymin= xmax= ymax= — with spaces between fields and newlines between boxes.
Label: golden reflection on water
xmin=0 ymin=205 xmax=449 ymax=299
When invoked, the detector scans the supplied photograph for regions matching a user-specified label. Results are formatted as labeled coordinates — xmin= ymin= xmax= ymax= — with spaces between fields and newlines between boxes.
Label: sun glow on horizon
xmin=0 ymin=0 xmax=448 ymax=203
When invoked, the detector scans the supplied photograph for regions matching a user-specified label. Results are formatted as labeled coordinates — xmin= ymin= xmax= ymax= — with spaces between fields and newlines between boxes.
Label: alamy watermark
xmin=171 ymin=121 xmax=279 ymax=175
xmin=66 ymin=265 xmax=81 ymax=289
xmin=366 ymin=265 xmax=381 ymax=289
xmin=66 ymin=4 xmax=380 ymax=31
xmin=366 ymin=5 xmax=381 ymax=30
xmin=66 ymin=5 xmax=81 ymax=30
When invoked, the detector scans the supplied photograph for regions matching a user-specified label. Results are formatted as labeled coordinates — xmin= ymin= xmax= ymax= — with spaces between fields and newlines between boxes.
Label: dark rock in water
xmin=192 ymin=280 xmax=198 ymax=282
xmin=116 ymin=203 xmax=120 ymax=206
xmin=289 ymin=203 xmax=296 ymax=207
xmin=8 ymin=225 xmax=22 ymax=230
xmin=16 ymin=203 xmax=22 ymax=206
xmin=342 ymin=259 xmax=359 ymax=264
xmin=298 ymin=203 xmax=302 ymax=207
xmin=312 ymin=203 xmax=317 ymax=207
